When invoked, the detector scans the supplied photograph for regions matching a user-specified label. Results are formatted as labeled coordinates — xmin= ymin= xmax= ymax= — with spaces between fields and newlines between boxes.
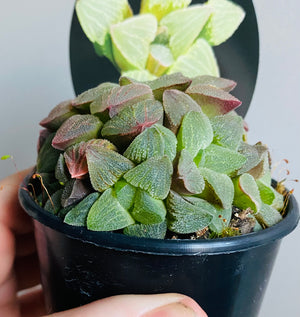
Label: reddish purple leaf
xmin=186 ymin=84 xmax=242 ymax=117
xmin=64 ymin=142 xmax=88 ymax=179
xmin=61 ymin=179 xmax=92 ymax=208
xmin=37 ymin=129 xmax=52 ymax=153
xmin=52 ymin=115 xmax=103 ymax=151
xmin=190 ymin=75 xmax=237 ymax=92
xmin=39 ymin=99 xmax=77 ymax=130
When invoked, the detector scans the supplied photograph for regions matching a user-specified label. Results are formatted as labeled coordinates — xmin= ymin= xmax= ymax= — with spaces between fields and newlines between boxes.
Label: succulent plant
xmin=75 ymin=0 xmax=245 ymax=81
xmin=33 ymin=73 xmax=284 ymax=239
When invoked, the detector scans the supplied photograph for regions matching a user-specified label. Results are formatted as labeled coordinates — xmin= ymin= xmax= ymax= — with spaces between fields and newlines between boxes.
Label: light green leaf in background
xmin=177 ymin=111 xmax=213 ymax=158
xmin=87 ymin=188 xmax=135 ymax=231
xmin=140 ymin=0 xmax=191 ymax=21
xmin=121 ymin=70 xmax=157 ymax=82
xmin=160 ymin=4 xmax=212 ymax=59
xmin=146 ymin=44 xmax=174 ymax=77
xmin=110 ymin=14 xmax=157 ymax=71
xmin=168 ymin=38 xmax=219 ymax=77
xmin=200 ymin=0 xmax=245 ymax=46
xmin=76 ymin=0 xmax=132 ymax=58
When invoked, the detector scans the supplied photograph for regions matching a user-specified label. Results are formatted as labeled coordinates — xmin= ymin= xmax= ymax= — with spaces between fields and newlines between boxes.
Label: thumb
xmin=47 ymin=293 xmax=207 ymax=317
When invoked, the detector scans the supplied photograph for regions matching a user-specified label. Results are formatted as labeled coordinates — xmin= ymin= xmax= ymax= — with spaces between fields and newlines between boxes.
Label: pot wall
xmin=34 ymin=220 xmax=281 ymax=317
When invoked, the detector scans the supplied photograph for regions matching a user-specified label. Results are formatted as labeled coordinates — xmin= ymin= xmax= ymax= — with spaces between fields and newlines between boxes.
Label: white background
xmin=0 ymin=1 xmax=299 ymax=316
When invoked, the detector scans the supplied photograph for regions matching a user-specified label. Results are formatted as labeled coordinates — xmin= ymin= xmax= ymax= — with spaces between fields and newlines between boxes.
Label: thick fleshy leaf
xmin=163 ymin=89 xmax=201 ymax=133
xmin=40 ymin=100 xmax=77 ymax=130
xmin=37 ymin=129 xmax=52 ymax=153
xmin=52 ymin=115 xmax=103 ymax=151
xmin=89 ymin=83 xmax=119 ymax=115
xmin=124 ymin=124 xmax=177 ymax=163
xmin=86 ymin=144 xmax=134 ymax=192
xmin=64 ymin=192 xmax=100 ymax=226
xmin=177 ymin=111 xmax=213 ymax=158
xmin=146 ymin=44 xmax=174 ymax=77
xmin=101 ymin=99 xmax=163 ymax=140
xmin=200 ymin=0 xmax=245 ymax=46
xmin=172 ymin=149 xmax=205 ymax=195
xmin=94 ymin=83 xmax=154 ymax=118
xmin=210 ymin=112 xmax=244 ymax=150
xmin=37 ymin=133 xmax=61 ymax=173
xmin=123 ymin=221 xmax=167 ymax=239
xmin=64 ymin=142 xmax=88 ymax=179
xmin=257 ymin=180 xmax=276 ymax=205
xmin=124 ymin=156 xmax=173 ymax=199
xmin=160 ymin=4 xmax=212 ymax=59
xmin=114 ymin=179 xmax=136 ymax=210
xmin=255 ymin=203 xmax=282 ymax=228
xmin=61 ymin=179 xmax=92 ymax=208
xmin=190 ymin=75 xmax=236 ymax=92
xmin=44 ymin=189 xmax=64 ymax=215
xmin=247 ymin=147 xmax=271 ymax=180
xmin=186 ymin=84 xmax=242 ymax=117
xmin=146 ymin=73 xmax=191 ymax=101
xmin=131 ymin=189 xmax=167 ymax=224
xmin=199 ymin=144 xmax=246 ymax=175
xmin=208 ymin=206 xmax=232 ymax=234
xmin=140 ymin=0 xmax=191 ymax=21
xmin=166 ymin=190 xmax=213 ymax=234
xmin=198 ymin=167 xmax=234 ymax=209
xmin=111 ymin=14 xmax=157 ymax=71
xmin=75 ymin=0 xmax=132 ymax=46
xmin=271 ymin=190 xmax=284 ymax=211
xmin=152 ymin=25 xmax=170 ymax=45
xmin=87 ymin=188 xmax=135 ymax=231
xmin=55 ymin=154 xmax=70 ymax=185
xmin=168 ymin=38 xmax=219 ymax=77
xmin=120 ymin=70 xmax=157 ymax=82
xmin=233 ymin=173 xmax=262 ymax=213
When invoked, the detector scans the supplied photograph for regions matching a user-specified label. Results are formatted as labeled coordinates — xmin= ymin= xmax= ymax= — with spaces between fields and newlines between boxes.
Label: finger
xmin=15 ymin=253 xmax=41 ymax=291
xmin=0 ymin=168 xmax=34 ymax=235
xmin=15 ymin=232 xmax=37 ymax=258
xmin=19 ymin=285 xmax=46 ymax=317
xmin=48 ymin=293 xmax=207 ymax=317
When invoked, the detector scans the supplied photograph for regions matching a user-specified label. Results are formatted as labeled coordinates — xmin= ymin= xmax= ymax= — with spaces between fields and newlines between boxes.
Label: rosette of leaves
xmin=34 ymin=73 xmax=284 ymax=240
xmin=75 ymin=0 xmax=245 ymax=81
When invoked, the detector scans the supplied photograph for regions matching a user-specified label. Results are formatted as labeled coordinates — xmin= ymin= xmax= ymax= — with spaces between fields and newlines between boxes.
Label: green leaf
xmin=55 ymin=154 xmax=70 ymax=185
xmin=1 ymin=155 xmax=12 ymax=161
xmin=255 ymin=203 xmax=282 ymax=228
xmin=162 ymin=89 xmax=201 ymax=133
xmin=61 ymin=179 xmax=91 ymax=208
xmin=257 ymin=180 xmax=276 ymax=205
xmin=124 ymin=124 xmax=177 ymax=163
xmin=166 ymin=190 xmax=213 ymax=234
xmin=198 ymin=167 xmax=234 ymax=209
xmin=233 ymin=173 xmax=262 ymax=213
xmin=271 ymin=189 xmax=284 ymax=211
xmin=64 ymin=192 xmax=100 ymax=226
xmin=111 ymin=14 xmax=157 ymax=71
xmin=75 ymin=0 xmax=132 ymax=50
xmin=177 ymin=111 xmax=213 ymax=158
xmin=87 ymin=188 xmax=135 ymax=231
xmin=168 ymin=38 xmax=219 ymax=77
xmin=146 ymin=72 xmax=191 ymax=101
xmin=140 ymin=0 xmax=191 ymax=21
xmin=186 ymin=84 xmax=242 ymax=118
xmin=200 ymin=144 xmax=246 ymax=175
xmin=44 ymin=189 xmax=64 ymax=215
xmin=190 ymin=75 xmax=236 ymax=92
xmin=131 ymin=189 xmax=167 ymax=224
xmin=37 ymin=133 xmax=61 ymax=173
xmin=208 ymin=206 xmax=232 ymax=234
xmin=160 ymin=4 xmax=212 ymax=59
xmin=114 ymin=179 xmax=136 ymax=210
xmin=210 ymin=112 xmax=244 ymax=150
xmin=124 ymin=156 xmax=173 ymax=200
xmin=123 ymin=221 xmax=167 ymax=239
xmin=86 ymin=144 xmax=134 ymax=192
xmin=101 ymin=99 xmax=163 ymax=140
xmin=52 ymin=115 xmax=103 ymax=151
xmin=172 ymin=149 xmax=205 ymax=195
xmin=146 ymin=44 xmax=174 ymax=77
xmin=200 ymin=0 xmax=245 ymax=46
xmin=121 ymin=70 xmax=157 ymax=82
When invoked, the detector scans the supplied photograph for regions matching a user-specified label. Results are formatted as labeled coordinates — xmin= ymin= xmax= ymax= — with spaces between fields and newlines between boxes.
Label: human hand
xmin=0 ymin=170 xmax=207 ymax=317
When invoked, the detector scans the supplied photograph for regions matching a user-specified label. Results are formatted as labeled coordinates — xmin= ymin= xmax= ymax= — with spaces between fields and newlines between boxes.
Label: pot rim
xmin=19 ymin=172 xmax=299 ymax=256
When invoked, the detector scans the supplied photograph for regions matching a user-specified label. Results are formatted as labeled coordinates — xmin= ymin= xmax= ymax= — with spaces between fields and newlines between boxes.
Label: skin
xmin=0 ymin=169 xmax=207 ymax=317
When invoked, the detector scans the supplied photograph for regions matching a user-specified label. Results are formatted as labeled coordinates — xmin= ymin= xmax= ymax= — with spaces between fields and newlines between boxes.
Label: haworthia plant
xmin=75 ymin=0 xmax=245 ymax=81
xmin=34 ymin=73 xmax=284 ymax=239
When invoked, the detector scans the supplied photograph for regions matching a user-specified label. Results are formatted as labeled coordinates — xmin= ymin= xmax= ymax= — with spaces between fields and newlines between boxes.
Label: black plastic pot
xmin=19 ymin=174 xmax=299 ymax=317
